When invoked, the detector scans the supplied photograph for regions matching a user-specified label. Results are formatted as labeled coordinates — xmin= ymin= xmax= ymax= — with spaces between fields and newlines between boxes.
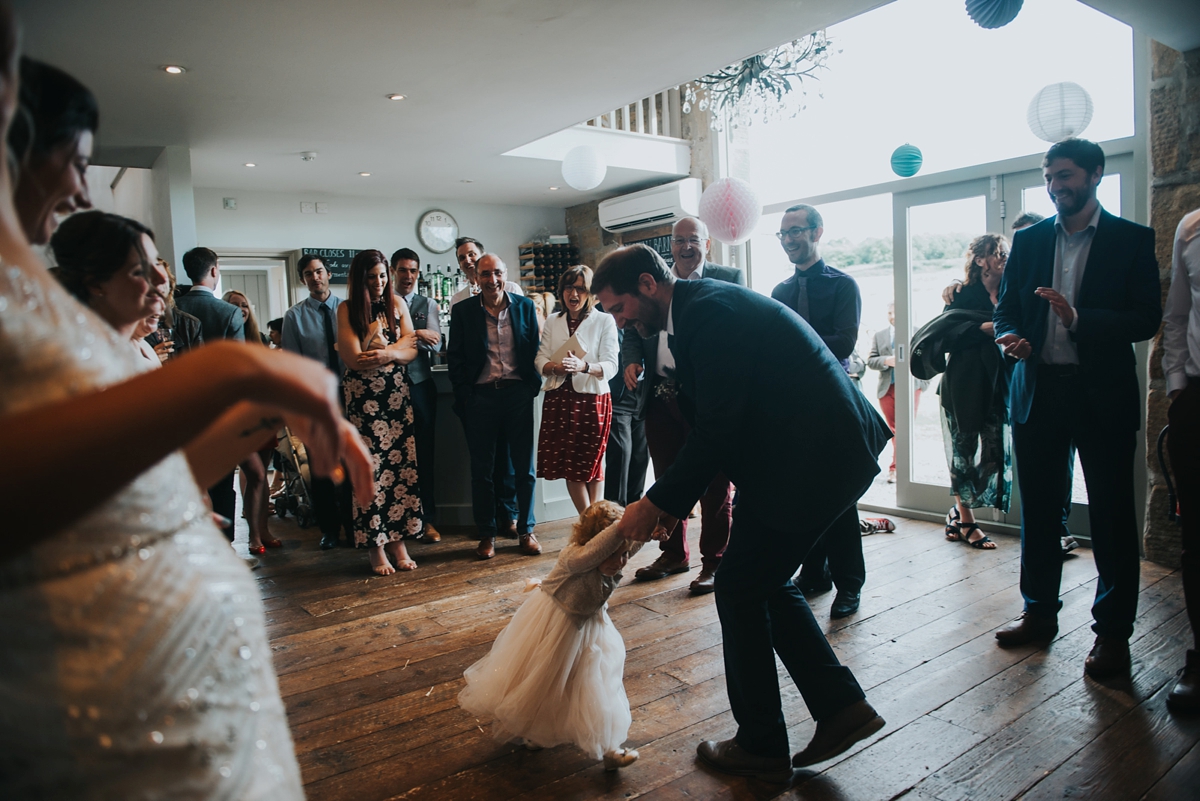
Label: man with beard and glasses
xmin=992 ymin=138 xmax=1161 ymax=680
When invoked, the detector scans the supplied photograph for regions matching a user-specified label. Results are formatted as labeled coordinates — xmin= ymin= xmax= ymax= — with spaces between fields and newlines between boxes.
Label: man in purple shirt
xmin=447 ymin=254 xmax=544 ymax=560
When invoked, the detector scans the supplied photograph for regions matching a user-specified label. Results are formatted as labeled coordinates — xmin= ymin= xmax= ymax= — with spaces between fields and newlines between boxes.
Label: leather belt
xmin=475 ymin=379 xmax=524 ymax=391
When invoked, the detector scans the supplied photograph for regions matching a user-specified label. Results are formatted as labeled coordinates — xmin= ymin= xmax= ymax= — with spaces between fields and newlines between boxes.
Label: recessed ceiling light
xmin=386 ymin=93 xmax=406 ymax=101
xmin=359 ymin=172 xmax=371 ymax=177
xmin=549 ymin=186 xmax=559 ymax=190
xmin=460 ymin=179 xmax=474 ymax=183
xmin=244 ymin=162 xmax=256 ymax=167
xmin=162 ymin=65 xmax=186 ymax=74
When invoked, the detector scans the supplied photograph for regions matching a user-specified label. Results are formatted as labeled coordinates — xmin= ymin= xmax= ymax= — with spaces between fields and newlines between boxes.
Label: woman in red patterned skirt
xmin=536 ymin=265 xmax=620 ymax=514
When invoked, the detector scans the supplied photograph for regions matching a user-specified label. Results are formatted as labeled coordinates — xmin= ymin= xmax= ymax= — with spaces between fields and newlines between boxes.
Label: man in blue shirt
xmin=282 ymin=254 xmax=352 ymax=550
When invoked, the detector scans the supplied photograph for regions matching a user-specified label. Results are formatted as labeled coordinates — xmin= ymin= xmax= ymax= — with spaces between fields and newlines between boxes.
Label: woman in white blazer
xmin=535 ymin=265 xmax=620 ymax=514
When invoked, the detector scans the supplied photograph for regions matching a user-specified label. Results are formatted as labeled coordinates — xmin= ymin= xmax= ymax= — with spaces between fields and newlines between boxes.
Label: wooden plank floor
xmin=238 ymin=507 xmax=1200 ymax=800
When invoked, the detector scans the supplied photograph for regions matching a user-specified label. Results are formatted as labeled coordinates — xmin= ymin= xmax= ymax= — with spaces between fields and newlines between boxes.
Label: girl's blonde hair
xmin=570 ymin=499 xmax=624 ymax=546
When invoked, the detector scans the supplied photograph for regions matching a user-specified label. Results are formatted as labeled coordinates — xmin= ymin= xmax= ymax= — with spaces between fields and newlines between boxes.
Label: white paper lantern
xmin=561 ymin=145 xmax=606 ymax=191
xmin=698 ymin=177 xmax=761 ymax=245
xmin=1026 ymin=82 xmax=1094 ymax=143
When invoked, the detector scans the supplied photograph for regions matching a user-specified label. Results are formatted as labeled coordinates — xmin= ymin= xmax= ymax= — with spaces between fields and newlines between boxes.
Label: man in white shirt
xmin=1163 ymin=206 xmax=1200 ymax=713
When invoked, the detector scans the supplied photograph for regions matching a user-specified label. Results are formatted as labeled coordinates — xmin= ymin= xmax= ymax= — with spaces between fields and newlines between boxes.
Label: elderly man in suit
xmin=448 ymin=253 xmax=543 ymax=560
xmin=392 ymin=248 xmax=444 ymax=543
xmin=867 ymin=303 xmax=929 ymax=484
xmin=174 ymin=246 xmax=245 ymax=541
xmin=993 ymin=138 xmax=1161 ymax=679
xmin=621 ymin=216 xmax=743 ymax=595
xmin=596 ymin=244 xmax=891 ymax=781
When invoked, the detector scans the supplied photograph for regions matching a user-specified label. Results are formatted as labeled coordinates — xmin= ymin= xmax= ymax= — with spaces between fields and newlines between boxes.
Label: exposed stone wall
xmin=1146 ymin=42 xmax=1200 ymax=566
xmin=565 ymin=197 xmax=623 ymax=274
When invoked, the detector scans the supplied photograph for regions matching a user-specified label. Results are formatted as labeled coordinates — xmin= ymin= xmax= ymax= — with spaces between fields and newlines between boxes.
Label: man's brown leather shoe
xmin=499 ymin=520 xmax=519 ymax=539
xmin=689 ymin=566 xmax=717 ymax=594
xmin=421 ymin=523 xmax=442 ymax=543
xmin=518 ymin=532 xmax=542 ymax=556
xmin=1168 ymin=650 xmax=1200 ymax=713
xmin=792 ymin=699 xmax=885 ymax=767
xmin=696 ymin=738 xmax=792 ymax=783
xmin=635 ymin=554 xmax=689 ymax=581
xmin=1084 ymin=636 xmax=1131 ymax=679
xmin=995 ymin=612 xmax=1058 ymax=647
xmin=476 ymin=537 xmax=495 ymax=560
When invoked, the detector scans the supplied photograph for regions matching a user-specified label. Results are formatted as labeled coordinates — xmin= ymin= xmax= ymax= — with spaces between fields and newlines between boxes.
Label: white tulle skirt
xmin=458 ymin=588 xmax=631 ymax=759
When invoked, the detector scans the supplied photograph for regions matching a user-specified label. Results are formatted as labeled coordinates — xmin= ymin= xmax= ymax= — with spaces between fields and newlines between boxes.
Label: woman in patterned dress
xmin=535 ymin=265 xmax=620 ymax=514
xmin=337 ymin=249 xmax=426 ymax=575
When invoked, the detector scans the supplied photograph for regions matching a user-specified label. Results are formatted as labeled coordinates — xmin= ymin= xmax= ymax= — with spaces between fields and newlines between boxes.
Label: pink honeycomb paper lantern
xmin=698 ymin=177 xmax=761 ymax=245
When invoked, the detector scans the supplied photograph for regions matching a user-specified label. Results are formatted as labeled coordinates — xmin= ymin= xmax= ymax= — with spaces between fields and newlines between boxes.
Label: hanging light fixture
xmin=965 ymin=0 xmax=1023 ymax=29
xmin=698 ymin=178 xmax=761 ymax=245
xmin=890 ymin=144 xmax=923 ymax=178
xmin=561 ymin=146 xmax=607 ymax=191
xmin=1026 ymin=82 xmax=1094 ymax=143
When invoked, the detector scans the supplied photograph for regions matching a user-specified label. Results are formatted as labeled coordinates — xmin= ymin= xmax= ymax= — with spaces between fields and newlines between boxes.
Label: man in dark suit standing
xmin=175 ymin=246 xmax=244 ymax=541
xmin=992 ymin=138 xmax=1162 ymax=679
xmin=603 ymin=322 xmax=650 ymax=507
xmin=391 ymin=248 xmax=443 ymax=543
xmin=622 ymin=216 xmax=742 ymax=594
xmin=596 ymin=244 xmax=890 ymax=781
xmin=448 ymin=254 xmax=543 ymax=560
xmin=771 ymin=204 xmax=868 ymax=619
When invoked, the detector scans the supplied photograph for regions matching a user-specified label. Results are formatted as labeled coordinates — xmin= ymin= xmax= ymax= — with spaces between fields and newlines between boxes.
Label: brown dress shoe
xmin=689 ymin=566 xmax=717 ymax=594
xmin=696 ymin=738 xmax=792 ymax=783
xmin=1084 ymin=636 xmax=1131 ymax=679
xmin=499 ymin=520 xmax=519 ymax=539
xmin=476 ymin=537 xmax=495 ymax=560
xmin=995 ymin=612 xmax=1058 ymax=647
xmin=792 ymin=699 xmax=885 ymax=767
xmin=634 ymin=554 xmax=689 ymax=581
xmin=1168 ymin=650 xmax=1200 ymax=713
xmin=518 ymin=532 xmax=542 ymax=555
xmin=421 ymin=523 xmax=442 ymax=543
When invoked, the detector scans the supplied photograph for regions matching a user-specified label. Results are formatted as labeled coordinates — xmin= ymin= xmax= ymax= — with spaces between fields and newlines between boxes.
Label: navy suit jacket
xmin=175 ymin=287 xmax=245 ymax=343
xmin=771 ymin=259 xmax=861 ymax=366
xmin=645 ymin=280 xmax=892 ymax=534
xmin=447 ymin=292 xmax=541 ymax=417
xmin=993 ymin=210 xmax=1161 ymax=430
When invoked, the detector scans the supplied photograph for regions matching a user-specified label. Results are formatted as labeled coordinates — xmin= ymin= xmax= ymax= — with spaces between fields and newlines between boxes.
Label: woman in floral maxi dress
xmin=337 ymin=249 xmax=426 ymax=575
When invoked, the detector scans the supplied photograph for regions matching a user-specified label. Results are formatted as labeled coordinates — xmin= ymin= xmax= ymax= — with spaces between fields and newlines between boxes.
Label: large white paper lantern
xmin=1026 ymin=82 xmax=1094 ymax=143
xmin=698 ymin=177 xmax=761 ymax=245
xmin=561 ymin=145 xmax=606 ymax=191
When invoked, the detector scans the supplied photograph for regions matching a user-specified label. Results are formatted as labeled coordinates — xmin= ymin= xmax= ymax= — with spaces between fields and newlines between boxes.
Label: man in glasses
xmin=771 ymin=204 xmax=874 ymax=619
xmin=621 ymin=216 xmax=744 ymax=594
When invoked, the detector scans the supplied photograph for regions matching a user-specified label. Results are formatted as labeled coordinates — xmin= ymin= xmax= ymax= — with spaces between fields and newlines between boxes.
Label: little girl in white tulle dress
xmin=458 ymin=500 xmax=643 ymax=770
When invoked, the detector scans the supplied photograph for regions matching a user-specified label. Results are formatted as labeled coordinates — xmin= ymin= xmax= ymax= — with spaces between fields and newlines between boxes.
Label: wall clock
xmin=417 ymin=209 xmax=459 ymax=254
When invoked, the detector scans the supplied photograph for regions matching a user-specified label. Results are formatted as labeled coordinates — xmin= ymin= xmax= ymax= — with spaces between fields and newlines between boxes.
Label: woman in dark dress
xmin=337 ymin=249 xmax=425 ymax=575
xmin=941 ymin=234 xmax=1012 ymax=549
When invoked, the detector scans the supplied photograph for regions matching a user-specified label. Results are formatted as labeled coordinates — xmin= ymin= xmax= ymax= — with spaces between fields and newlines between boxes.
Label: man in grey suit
xmin=391 ymin=248 xmax=443 ymax=543
xmin=175 ymin=246 xmax=244 ymax=541
xmin=176 ymin=247 xmax=245 ymax=343
xmin=622 ymin=216 xmax=742 ymax=594
xmin=866 ymin=303 xmax=929 ymax=484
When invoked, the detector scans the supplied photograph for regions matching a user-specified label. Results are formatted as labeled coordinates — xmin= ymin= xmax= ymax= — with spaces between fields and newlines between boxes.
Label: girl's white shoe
xmin=603 ymin=748 xmax=639 ymax=771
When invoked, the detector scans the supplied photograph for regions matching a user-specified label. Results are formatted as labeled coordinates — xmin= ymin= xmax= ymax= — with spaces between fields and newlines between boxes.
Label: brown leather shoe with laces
xmin=1084 ymin=636 xmax=1130 ymax=679
xmin=476 ymin=537 xmax=495 ymax=560
xmin=634 ymin=554 xmax=689 ymax=581
xmin=518 ymin=532 xmax=542 ymax=555
xmin=421 ymin=523 xmax=442 ymax=543
xmin=995 ymin=612 xmax=1058 ymax=647
xmin=689 ymin=566 xmax=717 ymax=594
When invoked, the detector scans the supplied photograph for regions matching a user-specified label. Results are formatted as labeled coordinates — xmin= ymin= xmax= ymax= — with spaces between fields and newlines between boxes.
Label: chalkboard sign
xmin=301 ymin=248 xmax=360 ymax=285
xmin=625 ymin=233 xmax=674 ymax=269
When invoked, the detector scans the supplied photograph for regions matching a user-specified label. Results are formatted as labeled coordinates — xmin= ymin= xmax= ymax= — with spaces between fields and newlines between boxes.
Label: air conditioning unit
xmin=597 ymin=178 xmax=701 ymax=233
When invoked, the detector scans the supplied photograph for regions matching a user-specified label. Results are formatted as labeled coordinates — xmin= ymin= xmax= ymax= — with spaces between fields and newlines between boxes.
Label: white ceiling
xmin=13 ymin=0 xmax=888 ymax=208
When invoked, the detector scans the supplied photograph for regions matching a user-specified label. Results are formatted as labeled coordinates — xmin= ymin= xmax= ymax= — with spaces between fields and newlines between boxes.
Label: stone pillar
xmin=1146 ymin=42 xmax=1200 ymax=566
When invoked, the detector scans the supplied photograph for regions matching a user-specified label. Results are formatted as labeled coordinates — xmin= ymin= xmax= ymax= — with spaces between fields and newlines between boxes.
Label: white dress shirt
xmin=1041 ymin=204 xmax=1102 ymax=365
xmin=655 ymin=261 xmax=705 ymax=377
xmin=1163 ymin=208 xmax=1200 ymax=394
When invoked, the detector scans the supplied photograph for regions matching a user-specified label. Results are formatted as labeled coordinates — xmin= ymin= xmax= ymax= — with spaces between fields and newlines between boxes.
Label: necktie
xmin=794 ymin=274 xmax=810 ymax=322
xmin=320 ymin=301 xmax=339 ymax=372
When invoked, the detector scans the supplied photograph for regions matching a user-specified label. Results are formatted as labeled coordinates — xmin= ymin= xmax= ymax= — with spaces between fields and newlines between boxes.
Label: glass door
xmin=892 ymin=178 xmax=998 ymax=516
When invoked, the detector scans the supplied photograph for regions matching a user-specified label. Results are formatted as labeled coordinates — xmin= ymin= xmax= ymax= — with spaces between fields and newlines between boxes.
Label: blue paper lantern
xmin=890 ymin=144 xmax=923 ymax=178
xmin=965 ymin=0 xmax=1023 ymax=29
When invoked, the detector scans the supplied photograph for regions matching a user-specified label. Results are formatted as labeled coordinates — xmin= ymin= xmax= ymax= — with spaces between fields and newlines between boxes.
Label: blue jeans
xmin=462 ymin=383 xmax=536 ymax=537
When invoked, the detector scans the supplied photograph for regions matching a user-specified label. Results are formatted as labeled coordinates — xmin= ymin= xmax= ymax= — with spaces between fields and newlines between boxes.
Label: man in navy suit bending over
xmin=992 ymin=138 xmax=1161 ymax=679
xmin=595 ymin=244 xmax=891 ymax=782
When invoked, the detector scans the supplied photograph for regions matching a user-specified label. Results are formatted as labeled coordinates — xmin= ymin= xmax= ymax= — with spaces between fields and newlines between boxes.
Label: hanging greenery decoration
xmin=682 ymin=31 xmax=834 ymax=132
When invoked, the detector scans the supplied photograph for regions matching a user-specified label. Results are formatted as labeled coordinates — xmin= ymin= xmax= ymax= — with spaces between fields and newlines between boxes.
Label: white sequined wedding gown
xmin=0 ymin=262 xmax=304 ymax=799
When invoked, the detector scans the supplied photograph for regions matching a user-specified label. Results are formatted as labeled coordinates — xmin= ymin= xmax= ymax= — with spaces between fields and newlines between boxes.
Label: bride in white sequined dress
xmin=0 ymin=15 xmax=373 ymax=797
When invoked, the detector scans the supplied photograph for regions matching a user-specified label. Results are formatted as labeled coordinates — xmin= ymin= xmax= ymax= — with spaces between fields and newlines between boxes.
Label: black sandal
xmin=959 ymin=522 xmax=996 ymax=549
xmin=945 ymin=506 xmax=962 ymax=541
